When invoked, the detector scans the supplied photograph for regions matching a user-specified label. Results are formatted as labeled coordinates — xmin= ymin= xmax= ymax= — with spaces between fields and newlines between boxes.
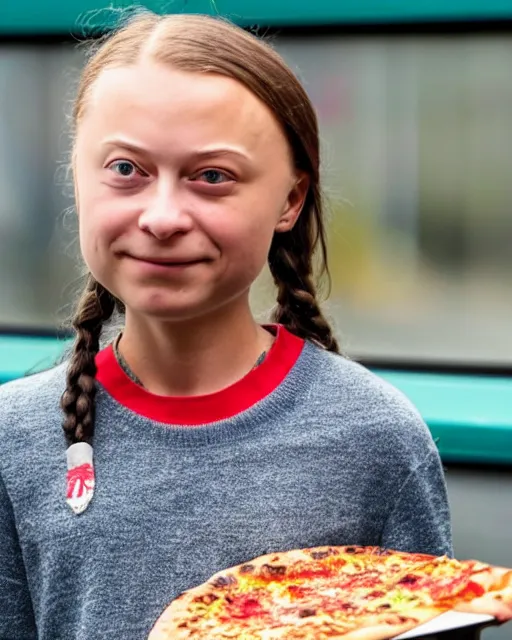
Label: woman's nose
xmin=138 ymin=186 xmax=194 ymax=240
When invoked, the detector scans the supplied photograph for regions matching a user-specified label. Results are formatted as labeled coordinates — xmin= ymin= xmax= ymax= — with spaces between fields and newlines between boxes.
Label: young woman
xmin=0 ymin=11 xmax=452 ymax=640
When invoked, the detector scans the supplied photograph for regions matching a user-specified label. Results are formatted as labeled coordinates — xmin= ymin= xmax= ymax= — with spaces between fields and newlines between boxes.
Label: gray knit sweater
xmin=0 ymin=327 xmax=452 ymax=639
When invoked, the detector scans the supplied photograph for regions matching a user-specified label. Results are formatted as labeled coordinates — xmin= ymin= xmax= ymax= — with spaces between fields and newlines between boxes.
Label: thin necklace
xmin=112 ymin=333 xmax=267 ymax=389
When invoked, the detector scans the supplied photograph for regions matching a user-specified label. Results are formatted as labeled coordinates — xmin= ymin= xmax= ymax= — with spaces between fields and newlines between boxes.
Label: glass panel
xmin=273 ymin=35 xmax=512 ymax=364
xmin=0 ymin=44 xmax=83 ymax=327
xmin=1 ymin=35 xmax=511 ymax=364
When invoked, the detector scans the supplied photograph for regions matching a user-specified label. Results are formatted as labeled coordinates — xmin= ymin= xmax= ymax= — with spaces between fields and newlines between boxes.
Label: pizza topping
xmin=288 ymin=566 xmax=332 ymax=582
xmin=210 ymin=574 xmax=237 ymax=588
xmin=456 ymin=580 xmax=486 ymax=599
xmin=240 ymin=564 xmax=255 ymax=574
xmin=310 ymin=547 xmax=340 ymax=559
xmin=194 ymin=593 xmax=219 ymax=605
xmin=225 ymin=594 xmax=269 ymax=620
xmin=261 ymin=564 xmax=287 ymax=578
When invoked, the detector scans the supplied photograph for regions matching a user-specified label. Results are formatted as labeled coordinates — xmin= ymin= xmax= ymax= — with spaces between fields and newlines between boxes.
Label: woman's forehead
xmin=79 ymin=62 xmax=288 ymax=160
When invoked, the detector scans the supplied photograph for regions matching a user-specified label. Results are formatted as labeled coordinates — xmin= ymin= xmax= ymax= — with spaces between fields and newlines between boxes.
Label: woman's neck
xmin=117 ymin=301 xmax=274 ymax=397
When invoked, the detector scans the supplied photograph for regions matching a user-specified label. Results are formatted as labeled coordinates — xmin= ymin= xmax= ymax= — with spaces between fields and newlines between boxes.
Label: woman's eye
xmin=108 ymin=160 xmax=141 ymax=178
xmin=194 ymin=169 xmax=232 ymax=184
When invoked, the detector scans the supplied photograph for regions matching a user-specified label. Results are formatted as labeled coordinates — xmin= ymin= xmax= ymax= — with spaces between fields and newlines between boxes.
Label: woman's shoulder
xmin=0 ymin=361 xmax=68 ymax=402
xmin=305 ymin=344 xmax=420 ymax=413
xmin=0 ymin=363 xmax=68 ymax=437
xmin=303 ymin=344 xmax=433 ymax=452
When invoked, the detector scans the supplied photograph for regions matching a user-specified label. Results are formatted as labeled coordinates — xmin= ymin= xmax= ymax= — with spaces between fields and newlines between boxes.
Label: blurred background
xmin=1 ymin=2 xmax=512 ymax=638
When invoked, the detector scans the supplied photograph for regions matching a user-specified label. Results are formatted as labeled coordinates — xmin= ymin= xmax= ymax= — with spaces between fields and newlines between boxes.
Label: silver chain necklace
xmin=112 ymin=333 xmax=267 ymax=389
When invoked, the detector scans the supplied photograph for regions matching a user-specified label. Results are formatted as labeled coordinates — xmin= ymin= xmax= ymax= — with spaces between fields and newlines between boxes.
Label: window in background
xmin=273 ymin=35 xmax=512 ymax=365
xmin=0 ymin=45 xmax=82 ymax=328
xmin=0 ymin=35 xmax=511 ymax=365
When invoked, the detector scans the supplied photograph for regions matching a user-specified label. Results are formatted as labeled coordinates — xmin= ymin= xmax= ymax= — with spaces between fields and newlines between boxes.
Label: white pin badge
xmin=66 ymin=442 xmax=95 ymax=514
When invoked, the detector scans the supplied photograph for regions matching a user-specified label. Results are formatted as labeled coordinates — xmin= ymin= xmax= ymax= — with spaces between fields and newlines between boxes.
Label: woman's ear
xmin=275 ymin=172 xmax=310 ymax=233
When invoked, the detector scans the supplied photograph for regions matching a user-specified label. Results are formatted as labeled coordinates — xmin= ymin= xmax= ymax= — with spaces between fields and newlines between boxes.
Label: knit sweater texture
xmin=0 ymin=328 xmax=452 ymax=639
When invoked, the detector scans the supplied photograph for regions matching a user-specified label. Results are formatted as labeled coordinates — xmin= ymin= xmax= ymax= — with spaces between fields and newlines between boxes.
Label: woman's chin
xmin=122 ymin=292 xmax=219 ymax=323
xmin=131 ymin=303 xmax=207 ymax=322
xmin=118 ymin=284 xmax=249 ymax=323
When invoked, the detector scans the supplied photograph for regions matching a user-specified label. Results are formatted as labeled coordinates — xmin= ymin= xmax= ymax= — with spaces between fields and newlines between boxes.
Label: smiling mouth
xmin=126 ymin=255 xmax=209 ymax=267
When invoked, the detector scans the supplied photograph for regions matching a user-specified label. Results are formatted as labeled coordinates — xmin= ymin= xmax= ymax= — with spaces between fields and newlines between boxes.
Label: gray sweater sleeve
xmin=380 ymin=448 xmax=453 ymax=558
xmin=0 ymin=472 xmax=37 ymax=639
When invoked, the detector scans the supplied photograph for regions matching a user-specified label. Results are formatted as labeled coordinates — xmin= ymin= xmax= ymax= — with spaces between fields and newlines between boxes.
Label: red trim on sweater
xmin=94 ymin=325 xmax=304 ymax=425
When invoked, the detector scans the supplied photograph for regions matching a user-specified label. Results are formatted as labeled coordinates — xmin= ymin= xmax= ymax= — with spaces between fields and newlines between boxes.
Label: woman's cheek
xmin=78 ymin=212 xmax=113 ymax=272
xmin=82 ymin=199 xmax=130 ymax=243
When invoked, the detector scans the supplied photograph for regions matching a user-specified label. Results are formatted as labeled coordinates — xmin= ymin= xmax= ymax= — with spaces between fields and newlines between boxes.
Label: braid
xmin=61 ymin=275 xmax=116 ymax=446
xmin=269 ymin=209 xmax=340 ymax=354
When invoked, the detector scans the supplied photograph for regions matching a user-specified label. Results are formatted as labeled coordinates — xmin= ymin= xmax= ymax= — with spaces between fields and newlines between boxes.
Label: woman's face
xmin=74 ymin=61 xmax=308 ymax=322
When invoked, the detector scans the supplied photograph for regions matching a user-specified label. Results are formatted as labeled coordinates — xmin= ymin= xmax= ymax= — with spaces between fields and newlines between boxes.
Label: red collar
xmin=95 ymin=325 xmax=304 ymax=425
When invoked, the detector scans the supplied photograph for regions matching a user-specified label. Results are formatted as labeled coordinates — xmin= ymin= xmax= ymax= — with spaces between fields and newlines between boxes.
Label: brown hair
xmin=62 ymin=10 xmax=340 ymax=446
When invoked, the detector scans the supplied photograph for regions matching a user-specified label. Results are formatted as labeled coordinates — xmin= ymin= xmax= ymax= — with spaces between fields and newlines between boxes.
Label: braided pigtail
xmin=61 ymin=275 xmax=116 ymax=446
xmin=268 ymin=192 xmax=340 ymax=354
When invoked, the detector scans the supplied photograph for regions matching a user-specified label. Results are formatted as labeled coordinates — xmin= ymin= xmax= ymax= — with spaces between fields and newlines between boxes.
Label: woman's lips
xmin=123 ymin=254 xmax=209 ymax=274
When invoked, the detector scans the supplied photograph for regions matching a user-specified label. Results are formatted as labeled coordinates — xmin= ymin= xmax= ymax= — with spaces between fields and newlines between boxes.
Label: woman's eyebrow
xmin=191 ymin=147 xmax=251 ymax=163
xmin=101 ymin=137 xmax=252 ymax=163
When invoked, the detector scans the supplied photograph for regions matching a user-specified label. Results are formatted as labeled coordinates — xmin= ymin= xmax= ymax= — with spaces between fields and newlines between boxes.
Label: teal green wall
xmin=2 ymin=0 xmax=512 ymax=35
xmin=0 ymin=335 xmax=68 ymax=383
xmin=376 ymin=370 xmax=512 ymax=466
xmin=1 ymin=334 xmax=511 ymax=465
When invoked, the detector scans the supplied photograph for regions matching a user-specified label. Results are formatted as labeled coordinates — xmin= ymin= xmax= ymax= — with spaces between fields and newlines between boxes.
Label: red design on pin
xmin=66 ymin=463 xmax=95 ymax=499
